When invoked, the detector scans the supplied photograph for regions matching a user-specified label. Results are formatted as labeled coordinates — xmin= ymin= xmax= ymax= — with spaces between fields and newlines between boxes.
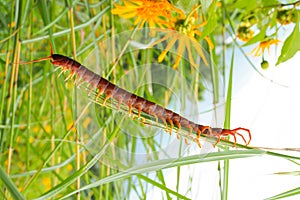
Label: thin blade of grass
xmin=266 ymin=186 xmax=300 ymax=200
xmin=138 ymin=174 xmax=191 ymax=200
xmin=221 ymin=46 xmax=235 ymax=200
xmin=0 ymin=166 xmax=24 ymax=200
xmin=57 ymin=149 xmax=264 ymax=199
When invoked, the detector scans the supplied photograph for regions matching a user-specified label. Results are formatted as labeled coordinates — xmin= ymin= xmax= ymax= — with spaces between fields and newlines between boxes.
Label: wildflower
xmin=45 ymin=125 xmax=51 ymax=134
xmin=250 ymin=39 xmax=280 ymax=56
xmin=8 ymin=21 xmax=15 ymax=28
xmin=42 ymin=177 xmax=51 ymax=190
xmin=276 ymin=9 xmax=296 ymax=25
xmin=236 ymin=24 xmax=254 ymax=42
xmin=67 ymin=164 xmax=73 ymax=171
xmin=151 ymin=6 xmax=213 ymax=69
xmin=111 ymin=0 xmax=184 ymax=28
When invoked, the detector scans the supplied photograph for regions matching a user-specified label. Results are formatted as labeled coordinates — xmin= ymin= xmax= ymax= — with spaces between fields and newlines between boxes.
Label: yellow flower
xmin=42 ymin=177 xmax=51 ymax=190
xmin=67 ymin=164 xmax=73 ymax=171
xmin=111 ymin=0 xmax=184 ymax=28
xmin=8 ymin=21 xmax=15 ymax=28
xmin=236 ymin=24 xmax=254 ymax=42
xmin=250 ymin=39 xmax=280 ymax=56
xmin=151 ymin=7 xmax=214 ymax=69
xmin=45 ymin=125 xmax=51 ymax=134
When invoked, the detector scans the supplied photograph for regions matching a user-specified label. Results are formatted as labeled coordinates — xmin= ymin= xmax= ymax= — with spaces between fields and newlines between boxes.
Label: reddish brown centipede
xmin=20 ymin=45 xmax=251 ymax=147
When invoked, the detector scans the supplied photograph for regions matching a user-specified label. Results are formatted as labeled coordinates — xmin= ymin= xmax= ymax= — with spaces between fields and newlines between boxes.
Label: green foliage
xmin=277 ymin=15 xmax=300 ymax=65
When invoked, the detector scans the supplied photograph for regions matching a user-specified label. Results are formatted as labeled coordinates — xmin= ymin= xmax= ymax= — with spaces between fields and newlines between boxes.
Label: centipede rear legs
xmin=212 ymin=127 xmax=251 ymax=147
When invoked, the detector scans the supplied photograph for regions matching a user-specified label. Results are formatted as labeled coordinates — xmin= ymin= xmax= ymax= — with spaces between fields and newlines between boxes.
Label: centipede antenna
xmin=18 ymin=42 xmax=54 ymax=65
xmin=48 ymin=41 xmax=54 ymax=56
xmin=18 ymin=56 xmax=52 ymax=65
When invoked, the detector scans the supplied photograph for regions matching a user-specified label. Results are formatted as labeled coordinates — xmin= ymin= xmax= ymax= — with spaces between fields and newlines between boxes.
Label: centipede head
xmin=50 ymin=54 xmax=71 ymax=68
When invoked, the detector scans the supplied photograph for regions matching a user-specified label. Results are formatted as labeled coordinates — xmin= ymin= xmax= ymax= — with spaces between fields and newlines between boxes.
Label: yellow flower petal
xmin=250 ymin=39 xmax=280 ymax=57
xmin=190 ymin=37 xmax=208 ymax=66
xmin=158 ymin=35 xmax=178 ymax=62
xmin=204 ymin=36 xmax=214 ymax=50
xmin=173 ymin=37 xmax=185 ymax=69
xmin=185 ymin=37 xmax=197 ymax=67
xmin=111 ymin=0 xmax=179 ymax=28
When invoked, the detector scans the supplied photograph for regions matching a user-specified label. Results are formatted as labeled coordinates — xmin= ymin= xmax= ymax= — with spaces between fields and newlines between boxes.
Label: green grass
xmin=0 ymin=0 xmax=300 ymax=199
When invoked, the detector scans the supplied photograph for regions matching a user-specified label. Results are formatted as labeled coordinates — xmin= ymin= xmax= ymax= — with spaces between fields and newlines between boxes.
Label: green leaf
xmin=201 ymin=0 xmax=217 ymax=38
xmin=266 ymin=186 xmax=300 ymax=200
xmin=200 ymin=0 xmax=213 ymax=15
xmin=234 ymin=0 xmax=257 ymax=12
xmin=261 ymin=0 xmax=280 ymax=7
xmin=276 ymin=15 xmax=300 ymax=65
xmin=173 ymin=0 xmax=198 ymax=12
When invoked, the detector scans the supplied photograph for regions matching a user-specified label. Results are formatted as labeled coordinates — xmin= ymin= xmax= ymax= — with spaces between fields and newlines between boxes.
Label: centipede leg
xmin=102 ymin=93 xmax=111 ymax=106
xmin=58 ymin=69 xmax=67 ymax=77
xmin=213 ymin=135 xmax=221 ymax=147
xmin=86 ymin=84 xmax=95 ymax=96
xmin=194 ymin=138 xmax=201 ymax=148
xmin=154 ymin=116 xmax=158 ymax=124
xmin=173 ymin=121 xmax=181 ymax=139
xmin=95 ymin=89 xmax=105 ymax=102
xmin=136 ymin=108 xmax=146 ymax=123
xmin=160 ymin=118 xmax=168 ymax=132
xmin=127 ymin=105 xmax=133 ymax=116
xmin=166 ymin=119 xmax=174 ymax=136
xmin=65 ymin=71 xmax=76 ymax=81
xmin=137 ymin=107 xmax=142 ymax=118
xmin=195 ymin=129 xmax=202 ymax=148
xmin=220 ymin=128 xmax=251 ymax=146
xmin=130 ymin=107 xmax=142 ymax=119
xmin=232 ymin=127 xmax=251 ymax=145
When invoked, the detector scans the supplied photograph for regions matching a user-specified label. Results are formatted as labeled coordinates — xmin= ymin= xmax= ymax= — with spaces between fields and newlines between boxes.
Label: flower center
xmin=174 ymin=17 xmax=195 ymax=37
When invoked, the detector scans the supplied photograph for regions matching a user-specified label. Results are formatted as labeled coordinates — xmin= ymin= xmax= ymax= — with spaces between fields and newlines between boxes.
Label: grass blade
xmin=266 ymin=186 xmax=300 ymax=200
xmin=0 ymin=166 xmax=24 ymax=200
xmin=221 ymin=47 xmax=235 ymax=200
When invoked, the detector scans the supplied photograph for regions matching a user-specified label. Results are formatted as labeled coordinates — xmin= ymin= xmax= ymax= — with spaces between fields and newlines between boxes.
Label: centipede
xmin=20 ymin=44 xmax=251 ymax=148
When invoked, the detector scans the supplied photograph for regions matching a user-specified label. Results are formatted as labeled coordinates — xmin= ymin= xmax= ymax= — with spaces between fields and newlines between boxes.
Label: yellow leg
xmin=194 ymin=138 xmax=201 ymax=148
xmin=137 ymin=108 xmax=146 ymax=123
xmin=95 ymin=90 xmax=104 ymax=102
xmin=58 ymin=69 xmax=67 ymax=77
xmin=102 ymin=94 xmax=111 ymax=106
xmin=65 ymin=71 xmax=75 ymax=81
xmin=196 ymin=129 xmax=201 ymax=145
xmin=137 ymin=108 xmax=141 ymax=118
xmin=128 ymin=105 xmax=132 ymax=115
